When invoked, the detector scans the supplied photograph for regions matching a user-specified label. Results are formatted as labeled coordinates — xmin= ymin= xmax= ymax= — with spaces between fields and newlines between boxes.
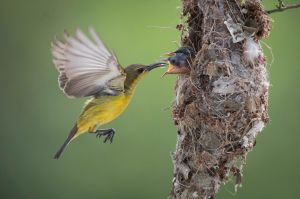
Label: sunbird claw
xmin=95 ymin=128 xmax=116 ymax=144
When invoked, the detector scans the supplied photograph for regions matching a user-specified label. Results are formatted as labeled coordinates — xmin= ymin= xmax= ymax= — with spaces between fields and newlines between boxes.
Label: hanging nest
xmin=171 ymin=1 xmax=270 ymax=198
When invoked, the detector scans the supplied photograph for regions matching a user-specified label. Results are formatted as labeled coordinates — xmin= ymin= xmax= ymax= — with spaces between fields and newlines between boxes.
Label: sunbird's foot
xmin=95 ymin=128 xmax=115 ymax=143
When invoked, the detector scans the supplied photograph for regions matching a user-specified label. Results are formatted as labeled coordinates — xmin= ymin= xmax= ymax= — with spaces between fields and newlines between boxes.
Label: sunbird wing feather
xmin=52 ymin=28 xmax=125 ymax=98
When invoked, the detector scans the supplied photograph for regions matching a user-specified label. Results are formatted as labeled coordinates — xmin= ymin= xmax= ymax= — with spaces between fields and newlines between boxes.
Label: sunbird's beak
xmin=146 ymin=62 xmax=167 ymax=71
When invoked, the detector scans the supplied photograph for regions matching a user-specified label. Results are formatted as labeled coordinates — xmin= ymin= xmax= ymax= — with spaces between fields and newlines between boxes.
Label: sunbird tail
xmin=54 ymin=124 xmax=78 ymax=159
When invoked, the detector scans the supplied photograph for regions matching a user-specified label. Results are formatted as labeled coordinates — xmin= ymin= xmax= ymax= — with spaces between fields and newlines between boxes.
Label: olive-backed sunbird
xmin=51 ymin=27 xmax=165 ymax=159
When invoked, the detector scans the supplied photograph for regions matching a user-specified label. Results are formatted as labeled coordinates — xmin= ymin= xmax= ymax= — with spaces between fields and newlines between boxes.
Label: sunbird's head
xmin=124 ymin=62 xmax=166 ymax=89
xmin=125 ymin=62 xmax=166 ymax=76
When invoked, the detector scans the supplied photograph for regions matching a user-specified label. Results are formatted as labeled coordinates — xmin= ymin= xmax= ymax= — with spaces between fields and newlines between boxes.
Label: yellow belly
xmin=76 ymin=94 xmax=131 ymax=134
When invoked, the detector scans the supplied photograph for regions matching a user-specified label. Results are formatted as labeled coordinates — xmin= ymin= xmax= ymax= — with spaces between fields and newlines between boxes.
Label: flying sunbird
xmin=52 ymin=28 xmax=165 ymax=159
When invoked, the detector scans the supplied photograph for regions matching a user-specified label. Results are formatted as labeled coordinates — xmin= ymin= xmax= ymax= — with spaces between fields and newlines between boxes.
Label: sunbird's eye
xmin=137 ymin=68 xmax=144 ymax=73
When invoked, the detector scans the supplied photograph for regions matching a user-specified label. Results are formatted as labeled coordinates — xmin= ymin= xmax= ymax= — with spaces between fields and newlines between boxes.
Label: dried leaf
xmin=224 ymin=15 xmax=246 ymax=43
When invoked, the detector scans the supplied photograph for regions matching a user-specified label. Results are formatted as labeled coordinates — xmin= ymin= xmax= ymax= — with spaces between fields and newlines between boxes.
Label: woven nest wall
xmin=171 ymin=1 xmax=271 ymax=198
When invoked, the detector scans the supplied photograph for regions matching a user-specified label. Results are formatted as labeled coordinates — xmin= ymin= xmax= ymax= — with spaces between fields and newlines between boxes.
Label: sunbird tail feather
xmin=54 ymin=124 xmax=78 ymax=159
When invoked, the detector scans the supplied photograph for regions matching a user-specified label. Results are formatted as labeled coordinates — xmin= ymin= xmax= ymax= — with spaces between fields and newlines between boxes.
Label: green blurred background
xmin=0 ymin=0 xmax=299 ymax=198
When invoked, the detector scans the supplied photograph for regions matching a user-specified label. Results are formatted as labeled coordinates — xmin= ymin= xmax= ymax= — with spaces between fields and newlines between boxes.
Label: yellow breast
xmin=76 ymin=93 xmax=132 ymax=134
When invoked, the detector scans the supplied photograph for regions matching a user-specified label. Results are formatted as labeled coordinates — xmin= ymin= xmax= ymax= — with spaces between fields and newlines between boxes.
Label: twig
xmin=267 ymin=0 xmax=300 ymax=14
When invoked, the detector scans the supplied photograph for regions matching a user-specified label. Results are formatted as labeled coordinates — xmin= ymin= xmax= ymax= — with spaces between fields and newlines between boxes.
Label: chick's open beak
xmin=165 ymin=63 xmax=190 ymax=74
xmin=146 ymin=62 xmax=166 ymax=71
xmin=163 ymin=52 xmax=176 ymax=57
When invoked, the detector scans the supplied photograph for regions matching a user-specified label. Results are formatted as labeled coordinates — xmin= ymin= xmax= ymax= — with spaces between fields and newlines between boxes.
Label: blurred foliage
xmin=0 ymin=0 xmax=299 ymax=198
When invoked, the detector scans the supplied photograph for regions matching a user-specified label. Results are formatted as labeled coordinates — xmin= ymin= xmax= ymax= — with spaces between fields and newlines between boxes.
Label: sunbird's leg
xmin=91 ymin=128 xmax=116 ymax=143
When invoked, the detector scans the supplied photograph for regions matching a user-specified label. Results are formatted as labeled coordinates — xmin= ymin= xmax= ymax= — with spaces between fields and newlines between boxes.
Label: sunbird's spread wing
xmin=52 ymin=28 xmax=126 ymax=98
